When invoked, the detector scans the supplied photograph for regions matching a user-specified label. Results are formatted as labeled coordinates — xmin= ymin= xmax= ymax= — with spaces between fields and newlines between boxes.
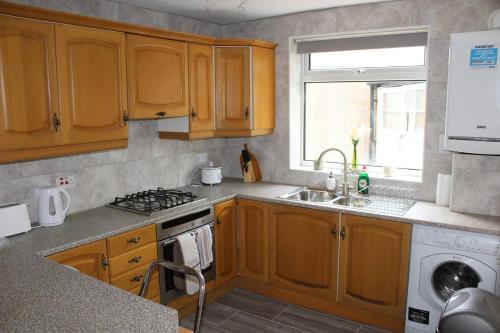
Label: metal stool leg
xmin=140 ymin=260 xmax=206 ymax=333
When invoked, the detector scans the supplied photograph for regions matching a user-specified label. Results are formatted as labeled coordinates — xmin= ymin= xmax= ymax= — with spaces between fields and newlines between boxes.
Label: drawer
xmin=130 ymin=276 xmax=160 ymax=299
xmin=107 ymin=224 xmax=156 ymax=257
xmin=110 ymin=263 xmax=158 ymax=291
xmin=109 ymin=242 xmax=157 ymax=277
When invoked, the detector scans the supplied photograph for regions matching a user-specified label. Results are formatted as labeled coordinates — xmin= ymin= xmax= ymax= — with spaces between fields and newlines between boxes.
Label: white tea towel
xmin=173 ymin=232 xmax=201 ymax=295
xmin=196 ymin=225 xmax=213 ymax=269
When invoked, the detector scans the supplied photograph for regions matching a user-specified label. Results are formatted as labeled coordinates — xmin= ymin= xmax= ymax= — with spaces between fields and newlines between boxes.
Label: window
xmin=299 ymin=31 xmax=428 ymax=174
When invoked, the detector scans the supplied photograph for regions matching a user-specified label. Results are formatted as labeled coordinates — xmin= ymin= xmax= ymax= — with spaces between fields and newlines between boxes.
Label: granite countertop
xmin=1 ymin=178 xmax=499 ymax=332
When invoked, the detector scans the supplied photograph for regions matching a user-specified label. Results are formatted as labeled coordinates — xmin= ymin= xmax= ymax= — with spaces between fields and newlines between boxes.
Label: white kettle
xmin=38 ymin=186 xmax=71 ymax=227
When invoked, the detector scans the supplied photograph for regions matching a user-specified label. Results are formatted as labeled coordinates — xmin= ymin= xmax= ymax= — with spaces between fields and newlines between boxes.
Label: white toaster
xmin=0 ymin=203 xmax=31 ymax=237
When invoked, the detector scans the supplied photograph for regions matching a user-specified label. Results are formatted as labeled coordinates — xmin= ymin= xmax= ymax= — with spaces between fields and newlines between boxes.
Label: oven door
xmin=158 ymin=223 xmax=216 ymax=304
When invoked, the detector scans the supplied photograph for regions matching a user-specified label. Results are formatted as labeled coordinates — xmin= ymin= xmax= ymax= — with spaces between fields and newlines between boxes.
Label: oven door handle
xmin=159 ymin=222 xmax=214 ymax=246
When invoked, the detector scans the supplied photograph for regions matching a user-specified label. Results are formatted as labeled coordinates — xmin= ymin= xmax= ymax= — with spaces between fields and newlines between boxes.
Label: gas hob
xmin=107 ymin=188 xmax=206 ymax=215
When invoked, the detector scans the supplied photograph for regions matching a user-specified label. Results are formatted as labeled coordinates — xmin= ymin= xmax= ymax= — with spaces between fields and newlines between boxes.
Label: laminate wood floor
xmin=180 ymin=289 xmax=391 ymax=333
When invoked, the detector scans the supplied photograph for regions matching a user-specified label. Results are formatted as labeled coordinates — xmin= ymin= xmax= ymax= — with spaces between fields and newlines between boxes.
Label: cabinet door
xmin=56 ymin=24 xmax=128 ymax=144
xmin=338 ymin=214 xmax=411 ymax=319
xmin=48 ymin=240 xmax=109 ymax=283
xmin=0 ymin=15 xmax=61 ymax=150
xmin=189 ymin=43 xmax=213 ymax=132
xmin=215 ymin=47 xmax=250 ymax=130
xmin=269 ymin=204 xmax=338 ymax=300
xmin=215 ymin=199 xmax=237 ymax=286
xmin=127 ymin=35 xmax=188 ymax=119
xmin=238 ymin=199 xmax=268 ymax=283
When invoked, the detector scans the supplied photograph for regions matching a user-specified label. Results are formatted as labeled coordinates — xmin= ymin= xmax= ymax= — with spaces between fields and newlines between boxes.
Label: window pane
xmin=309 ymin=46 xmax=426 ymax=70
xmin=304 ymin=81 xmax=426 ymax=170
xmin=375 ymin=82 xmax=426 ymax=170
xmin=304 ymin=82 xmax=372 ymax=165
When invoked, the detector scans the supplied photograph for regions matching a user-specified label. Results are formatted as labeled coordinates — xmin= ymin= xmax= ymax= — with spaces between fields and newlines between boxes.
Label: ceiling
xmin=114 ymin=0 xmax=395 ymax=24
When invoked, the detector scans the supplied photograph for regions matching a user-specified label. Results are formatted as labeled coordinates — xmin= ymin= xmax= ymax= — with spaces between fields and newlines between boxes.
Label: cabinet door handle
xmin=340 ymin=226 xmax=346 ymax=240
xmin=331 ymin=225 xmax=337 ymax=238
xmin=128 ymin=256 xmax=142 ymax=264
xmin=101 ymin=255 xmax=109 ymax=270
xmin=127 ymin=236 xmax=141 ymax=244
xmin=156 ymin=111 xmax=166 ymax=117
xmin=191 ymin=108 xmax=197 ymax=119
xmin=52 ymin=113 xmax=61 ymax=132
xmin=122 ymin=110 xmax=129 ymax=123
xmin=130 ymin=275 xmax=143 ymax=282
xmin=216 ymin=218 xmax=221 ymax=225
xmin=244 ymin=107 xmax=249 ymax=120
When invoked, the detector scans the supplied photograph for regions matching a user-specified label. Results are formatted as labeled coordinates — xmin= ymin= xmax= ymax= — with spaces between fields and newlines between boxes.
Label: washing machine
xmin=406 ymin=224 xmax=500 ymax=333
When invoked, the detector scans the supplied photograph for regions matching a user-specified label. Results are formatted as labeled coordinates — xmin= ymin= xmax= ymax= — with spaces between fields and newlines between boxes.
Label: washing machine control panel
xmin=414 ymin=226 xmax=500 ymax=256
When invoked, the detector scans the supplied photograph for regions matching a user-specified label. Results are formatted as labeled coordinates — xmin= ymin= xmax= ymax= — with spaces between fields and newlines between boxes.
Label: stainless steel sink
xmin=331 ymin=196 xmax=371 ymax=208
xmin=279 ymin=188 xmax=338 ymax=203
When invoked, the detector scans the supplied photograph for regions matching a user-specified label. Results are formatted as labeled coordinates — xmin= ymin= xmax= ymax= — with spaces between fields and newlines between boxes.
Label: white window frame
xmin=299 ymin=32 xmax=428 ymax=177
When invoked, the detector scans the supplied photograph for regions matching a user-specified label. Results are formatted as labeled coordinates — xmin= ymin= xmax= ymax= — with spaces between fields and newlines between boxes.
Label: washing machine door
xmin=419 ymin=253 xmax=497 ymax=310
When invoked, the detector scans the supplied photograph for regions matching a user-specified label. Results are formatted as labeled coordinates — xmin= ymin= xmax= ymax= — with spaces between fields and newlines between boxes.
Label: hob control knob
xmin=454 ymin=236 xmax=466 ymax=249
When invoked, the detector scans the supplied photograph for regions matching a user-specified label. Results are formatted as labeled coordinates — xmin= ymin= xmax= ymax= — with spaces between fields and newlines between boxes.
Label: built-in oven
xmin=156 ymin=205 xmax=216 ymax=304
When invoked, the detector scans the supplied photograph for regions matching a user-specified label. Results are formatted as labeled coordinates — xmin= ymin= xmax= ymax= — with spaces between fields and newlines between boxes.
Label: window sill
xmin=292 ymin=165 xmax=423 ymax=184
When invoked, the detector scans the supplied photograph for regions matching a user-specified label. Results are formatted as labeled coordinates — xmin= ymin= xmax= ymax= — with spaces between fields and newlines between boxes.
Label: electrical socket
xmin=56 ymin=175 xmax=75 ymax=188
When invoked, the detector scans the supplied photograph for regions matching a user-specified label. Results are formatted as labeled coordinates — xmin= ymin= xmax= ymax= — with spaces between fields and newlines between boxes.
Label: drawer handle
xmin=130 ymin=275 xmax=143 ymax=282
xmin=156 ymin=111 xmax=166 ymax=117
xmin=127 ymin=236 xmax=141 ymax=244
xmin=128 ymin=256 xmax=142 ymax=264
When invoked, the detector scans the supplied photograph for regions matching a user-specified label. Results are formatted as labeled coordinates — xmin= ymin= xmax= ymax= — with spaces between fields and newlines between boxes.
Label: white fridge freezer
xmin=445 ymin=30 xmax=500 ymax=155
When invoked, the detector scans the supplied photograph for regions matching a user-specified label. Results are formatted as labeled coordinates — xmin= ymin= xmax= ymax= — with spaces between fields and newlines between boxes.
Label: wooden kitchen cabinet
xmin=158 ymin=43 xmax=214 ymax=140
xmin=48 ymin=239 xmax=110 ymax=283
xmin=188 ymin=43 xmax=214 ymax=136
xmin=126 ymin=35 xmax=189 ymax=119
xmin=56 ymin=24 xmax=128 ymax=144
xmin=238 ymin=199 xmax=269 ymax=283
xmin=215 ymin=199 xmax=238 ymax=287
xmin=338 ymin=214 xmax=411 ymax=320
xmin=0 ymin=15 xmax=61 ymax=152
xmin=268 ymin=204 xmax=338 ymax=301
xmin=214 ymin=47 xmax=250 ymax=131
xmin=214 ymin=46 xmax=275 ymax=137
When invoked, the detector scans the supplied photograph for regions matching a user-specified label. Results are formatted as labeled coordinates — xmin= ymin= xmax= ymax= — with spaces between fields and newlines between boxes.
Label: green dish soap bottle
xmin=357 ymin=166 xmax=369 ymax=194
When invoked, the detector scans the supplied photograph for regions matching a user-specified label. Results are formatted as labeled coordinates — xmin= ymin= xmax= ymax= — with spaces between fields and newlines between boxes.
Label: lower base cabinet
xmin=238 ymin=202 xmax=410 ymax=333
xmin=268 ymin=204 xmax=338 ymax=301
xmin=48 ymin=225 xmax=160 ymax=301
xmin=48 ymin=239 xmax=110 ymax=283
xmin=215 ymin=199 xmax=238 ymax=287
xmin=338 ymin=214 xmax=411 ymax=320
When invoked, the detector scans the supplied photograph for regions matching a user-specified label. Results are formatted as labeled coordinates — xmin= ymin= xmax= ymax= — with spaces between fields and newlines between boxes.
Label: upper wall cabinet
xmin=0 ymin=15 xmax=60 ymax=151
xmin=215 ymin=47 xmax=250 ymax=131
xmin=188 ymin=44 xmax=214 ymax=135
xmin=127 ymin=35 xmax=189 ymax=119
xmin=214 ymin=46 xmax=275 ymax=137
xmin=158 ymin=43 xmax=214 ymax=140
xmin=56 ymin=24 xmax=128 ymax=144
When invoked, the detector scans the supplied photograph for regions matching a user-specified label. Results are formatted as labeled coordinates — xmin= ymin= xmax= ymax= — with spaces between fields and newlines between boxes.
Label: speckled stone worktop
xmin=1 ymin=178 xmax=499 ymax=332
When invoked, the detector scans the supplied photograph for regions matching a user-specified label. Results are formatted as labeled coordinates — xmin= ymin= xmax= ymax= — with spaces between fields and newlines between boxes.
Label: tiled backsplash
xmin=451 ymin=153 xmax=500 ymax=217
xmin=0 ymin=121 xmax=228 ymax=221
